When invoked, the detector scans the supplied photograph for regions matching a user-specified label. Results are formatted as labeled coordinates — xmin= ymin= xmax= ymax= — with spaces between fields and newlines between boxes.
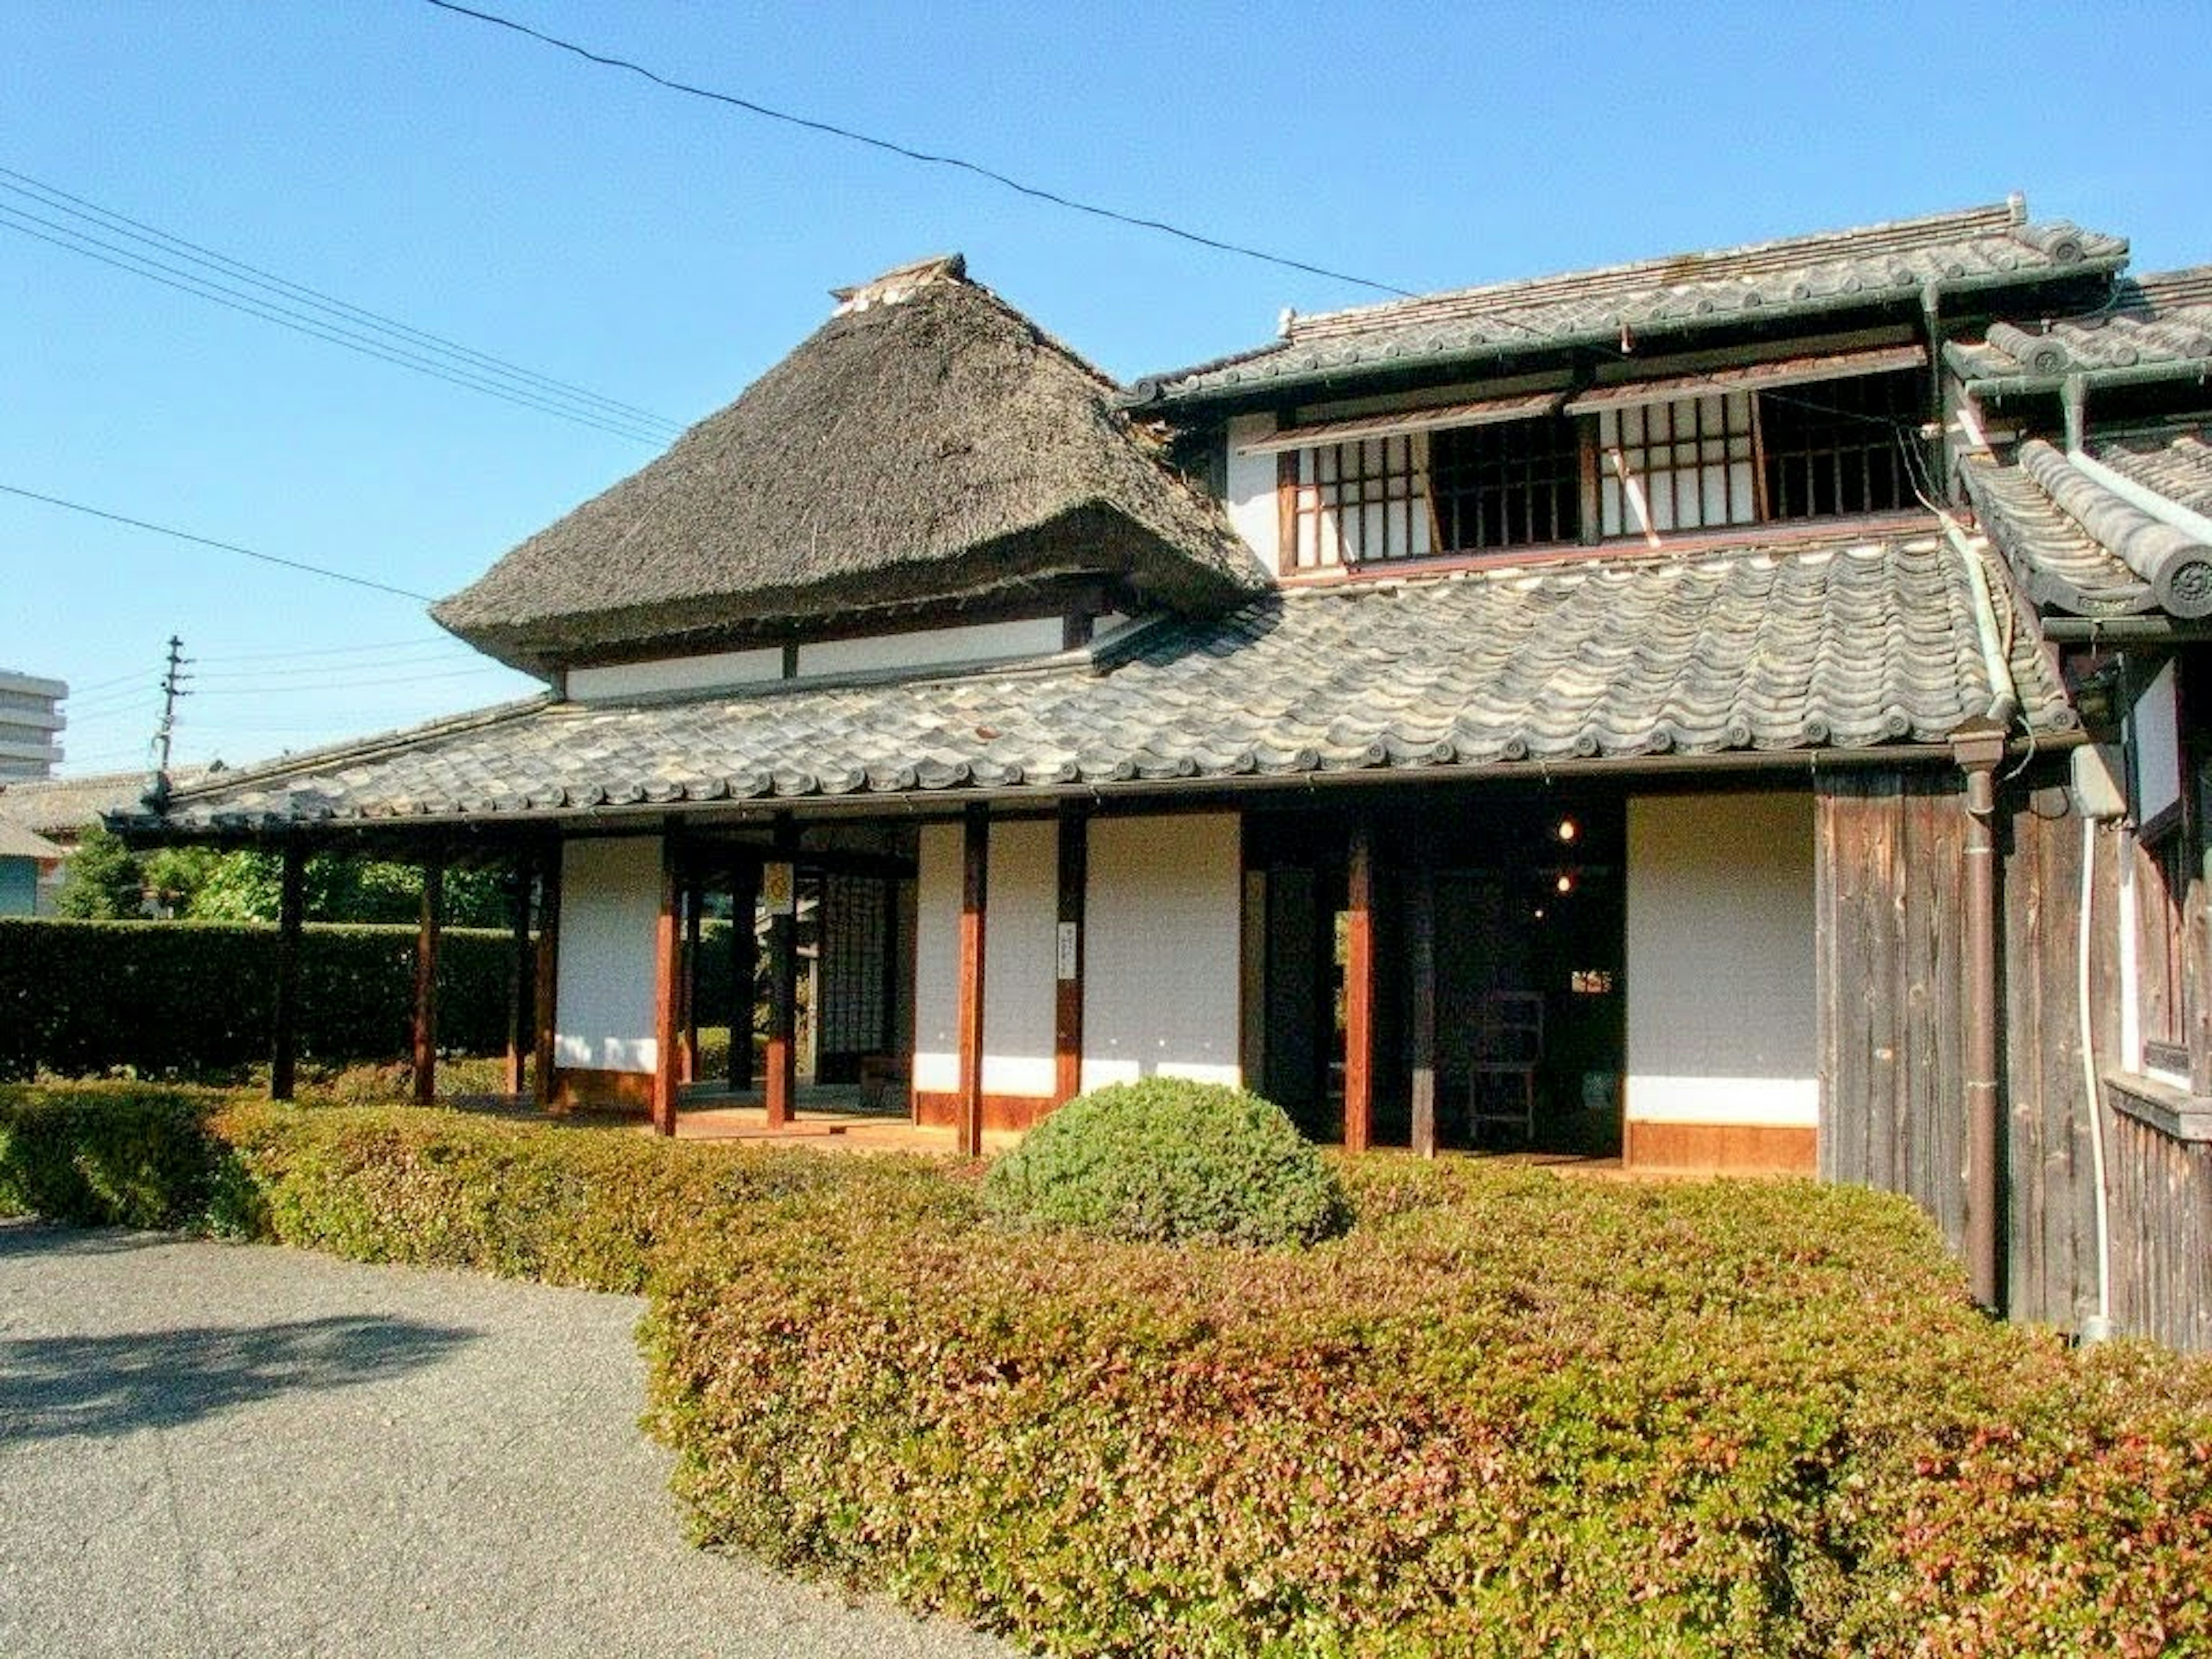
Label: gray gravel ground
xmin=0 ymin=1219 xmax=1022 ymax=1658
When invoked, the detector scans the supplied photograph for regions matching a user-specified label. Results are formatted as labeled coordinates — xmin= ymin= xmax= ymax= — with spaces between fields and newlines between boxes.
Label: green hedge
xmin=0 ymin=918 xmax=525 ymax=1080
xmin=4 ymin=1082 xmax=2210 ymax=1656
xmin=983 ymin=1078 xmax=1349 ymax=1247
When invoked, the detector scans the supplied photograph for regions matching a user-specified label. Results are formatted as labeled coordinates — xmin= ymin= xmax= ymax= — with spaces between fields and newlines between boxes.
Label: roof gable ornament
xmin=832 ymin=253 xmax=967 ymax=315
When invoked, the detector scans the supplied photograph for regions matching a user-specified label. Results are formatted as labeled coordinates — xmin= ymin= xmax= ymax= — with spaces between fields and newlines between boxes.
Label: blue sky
xmin=6 ymin=0 xmax=2206 ymax=777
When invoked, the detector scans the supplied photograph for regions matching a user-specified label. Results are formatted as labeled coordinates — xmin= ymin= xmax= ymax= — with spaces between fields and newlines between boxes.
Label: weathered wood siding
xmin=1816 ymin=772 xmax=1970 ymax=1256
xmin=2107 ymin=1106 xmax=2212 ymax=1351
xmin=1817 ymin=771 xmax=2108 ymax=1330
xmin=1998 ymin=806 xmax=2117 ymax=1333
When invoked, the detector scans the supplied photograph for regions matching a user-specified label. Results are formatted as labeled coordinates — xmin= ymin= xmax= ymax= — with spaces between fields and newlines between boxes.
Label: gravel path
xmin=0 ymin=1220 xmax=1021 ymax=1658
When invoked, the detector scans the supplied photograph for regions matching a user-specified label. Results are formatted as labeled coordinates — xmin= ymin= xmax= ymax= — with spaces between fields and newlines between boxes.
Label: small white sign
xmin=764 ymin=862 xmax=796 ymax=916
xmin=1056 ymin=922 xmax=1080 ymax=981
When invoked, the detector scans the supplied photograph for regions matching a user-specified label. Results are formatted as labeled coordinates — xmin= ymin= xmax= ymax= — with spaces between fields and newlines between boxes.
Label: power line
xmin=193 ymin=635 xmax=478 ymax=664
xmin=420 ymin=0 xmax=1416 ymax=300
xmin=0 ymin=482 xmax=435 ymax=601
xmin=0 ymin=203 xmax=674 ymax=446
xmin=0 ymin=165 xmax=684 ymax=437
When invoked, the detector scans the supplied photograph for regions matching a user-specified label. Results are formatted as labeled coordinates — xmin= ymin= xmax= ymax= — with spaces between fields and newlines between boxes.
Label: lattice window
xmin=1761 ymin=371 xmax=1921 ymax=520
xmin=816 ymin=873 xmax=892 ymax=1055
xmin=1430 ymin=419 xmax=1582 ymax=551
xmin=1598 ymin=392 xmax=1756 ymax=536
xmin=1288 ymin=435 xmax=1430 ymax=569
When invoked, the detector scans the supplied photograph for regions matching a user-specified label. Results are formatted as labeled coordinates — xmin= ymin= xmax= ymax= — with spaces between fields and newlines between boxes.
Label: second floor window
xmin=1597 ymin=392 xmax=1757 ymax=536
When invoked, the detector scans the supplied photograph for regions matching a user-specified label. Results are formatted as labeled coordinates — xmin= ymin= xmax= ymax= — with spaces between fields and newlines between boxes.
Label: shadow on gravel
xmin=0 ymin=1316 xmax=476 ymax=1442
xmin=0 ymin=1221 xmax=191 ymax=1260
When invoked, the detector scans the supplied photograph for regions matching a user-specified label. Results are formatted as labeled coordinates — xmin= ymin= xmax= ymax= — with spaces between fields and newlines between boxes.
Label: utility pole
xmin=152 ymin=635 xmax=191 ymax=775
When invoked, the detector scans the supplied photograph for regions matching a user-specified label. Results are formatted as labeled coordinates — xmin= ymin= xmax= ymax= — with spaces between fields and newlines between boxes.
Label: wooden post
xmin=1344 ymin=820 xmax=1376 ymax=1153
xmin=680 ymin=882 xmax=701 ymax=1085
xmin=270 ymin=839 xmax=306 ymax=1102
xmin=957 ymin=805 xmax=990 ymax=1157
xmin=764 ymin=858 xmax=797 ymax=1129
xmin=651 ymin=836 xmax=681 ymax=1138
xmin=1409 ymin=861 xmax=1438 ymax=1158
xmin=532 ymin=851 xmax=563 ymax=1111
xmin=1053 ymin=804 xmax=1086 ymax=1106
xmin=729 ymin=861 xmax=759 ymax=1092
xmin=412 ymin=854 xmax=444 ymax=1105
xmin=504 ymin=853 xmax=533 ymax=1099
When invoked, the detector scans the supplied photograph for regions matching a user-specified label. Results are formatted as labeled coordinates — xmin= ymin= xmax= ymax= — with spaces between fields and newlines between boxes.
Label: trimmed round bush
xmin=982 ymin=1077 xmax=1348 ymax=1248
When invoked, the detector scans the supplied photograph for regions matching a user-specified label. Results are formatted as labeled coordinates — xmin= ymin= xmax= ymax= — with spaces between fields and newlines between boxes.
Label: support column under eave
xmin=680 ymin=881 xmax=702 ymax=1085
xmin=1409 ymin=861 xmax=1438 ymax=1158
xmin=412 ymin=854 xmax=444 ymax=1106
xmin=1955 ymin=725 xmax=2007 ymax=1313
xmin=764 ymin=857 xmax=798 ymax=1130
xmin=269 ymin=839 xmax=306 ymax=1102
xmin=729 ymin=861 xmax=759 ymax=1093
xmin=956 ymin=805 xmax=990 ymax=1157
xmin=1344 ymin=819 xmax=1376 ymax=1154
xmin=1054 ymin=804 xmax=1086 ymax=1107
xmin=505 ymin=853 xmax=533 ymax=1099
xmin=532 ymin=853 xmax=563 ymax=1111
xmin=651 ymin=836 xmax=682 ymax=1138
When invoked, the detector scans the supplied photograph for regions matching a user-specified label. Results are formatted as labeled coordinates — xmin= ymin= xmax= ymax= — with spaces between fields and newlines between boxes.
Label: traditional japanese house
xmin=120 ymin=206 xmax=2212 ymax=1343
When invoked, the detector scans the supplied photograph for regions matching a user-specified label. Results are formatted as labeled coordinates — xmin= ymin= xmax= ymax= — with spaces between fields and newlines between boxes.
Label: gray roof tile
xmin=1962 ymin=430 xmax=2212 ymax=618
xmin=1137 ymin=204 xmax=2124 ymax=407
xmin=133 ymin=529 xmax=2071 ymax=837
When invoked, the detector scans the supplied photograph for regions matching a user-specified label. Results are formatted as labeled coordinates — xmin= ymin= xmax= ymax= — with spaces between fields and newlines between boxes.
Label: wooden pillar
xmin=1343 ymin=820 xmax=1376 ymax=1153
xmin=764 ymin=858 xmax=798 ymax=1129
xmin=531 ymin=852 xmax=563 ymax=1110
xmin=269 ymin=839 xmax=306 ymax=1102
xmin=956 ymin=805 xmax=990 ymax=1157
xmin=1409 ymin=861 xmax=1438 ymax=1158
xmin=651 ymin=836 xmax=681 ymax=1138
xmin=504 ymin=853 xmax=533 ymax=1099
xmin=680 ymin=882 xmax=701 ymax=1085
xmin=729 ymin=861 xmax=759 ymax=1092
xmin=1053 ymin=804 xmax=1086 ymax=1106
xmin=412 ymin=854 xmax=444 ymax=1105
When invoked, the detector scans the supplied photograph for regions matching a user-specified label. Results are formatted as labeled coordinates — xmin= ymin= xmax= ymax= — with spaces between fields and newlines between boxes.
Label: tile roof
xmin=1945 ymin=308 xmax=2212 ymax=385
xmin=0 ymin=819 xmax=63 ymax=861
xmin=1134 ymin=203 xmax=2124 ymax=407
xmin=0 ymin=766 xmax=210 ymax=839
xmin=132 ymin=530 xmax=2071 ymax=838
xmin=1961 ymin=431 xmax=2212 ymax=618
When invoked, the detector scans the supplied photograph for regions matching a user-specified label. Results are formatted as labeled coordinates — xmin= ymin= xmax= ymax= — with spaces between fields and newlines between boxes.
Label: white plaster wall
xmin=797 ymin=616 xmax=1065 ymax=679
xmin=555 ymin=837 xmax=661 ymax=1073
xmin=1225 ymin=413 xmax=1281 ymax=575
xmin=567 ymin=647 xmax=782 ymax=701
xmin=1081 ymin=813 xmax=1243 ymax=1092
xmin=911 ymin=821 xmax=962 ymax=1094
xmin=909 ymin=818 xmax=1059 ymax=1097
xmin=1625 ymin=793 xmax=1817 ymax=1128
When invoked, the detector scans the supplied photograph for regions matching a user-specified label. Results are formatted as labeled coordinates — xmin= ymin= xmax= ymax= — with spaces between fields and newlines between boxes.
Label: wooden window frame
xmin=1759 ymin=370 xmax=1922 ymax=522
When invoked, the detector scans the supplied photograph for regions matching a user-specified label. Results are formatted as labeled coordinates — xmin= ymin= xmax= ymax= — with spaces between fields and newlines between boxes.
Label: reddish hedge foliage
xmin=647 ymin=1158 xmax=2212 ymax=1657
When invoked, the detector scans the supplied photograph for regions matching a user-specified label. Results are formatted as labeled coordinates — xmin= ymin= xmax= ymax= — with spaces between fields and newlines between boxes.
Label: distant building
xmin=0 ymin=670 xmax=67 ymax=779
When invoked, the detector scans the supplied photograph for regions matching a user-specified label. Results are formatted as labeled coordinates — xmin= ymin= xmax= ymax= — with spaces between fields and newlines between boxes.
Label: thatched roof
xmin=434 ymin=256 xmax=1267 ymax=675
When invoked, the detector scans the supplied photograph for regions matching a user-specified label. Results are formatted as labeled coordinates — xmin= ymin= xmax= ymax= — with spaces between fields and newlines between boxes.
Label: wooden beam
xmin=1344 ymin=820 xmax=1375 ymax=1153
xmin=269 ymin=839 xmax=306 ymax=1102
xmin=651 ymin=836 xmax=681 ymax=1138
xmin=532 ymin=851 xmax=562 ymax=1110
xmin=957 ymin=805 xmax=990 ymax=1157
xmin=412 ymin=854 xmax=444 ymax=1106
xmin=1053 ymin=804 xmax=1086 ymax=1106
xmin=729 ymin=861 xmax=759 ymax=1093
xmin=504 ymin=854 xmax=533 ymax=1099
xmin=764 ymin=859 xmax=797 ymax=1129
xmin=680 ymin=881 xmax=702 ymax=1085
xmin=1409 ymin=861 xmax=1437 ymax=1158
